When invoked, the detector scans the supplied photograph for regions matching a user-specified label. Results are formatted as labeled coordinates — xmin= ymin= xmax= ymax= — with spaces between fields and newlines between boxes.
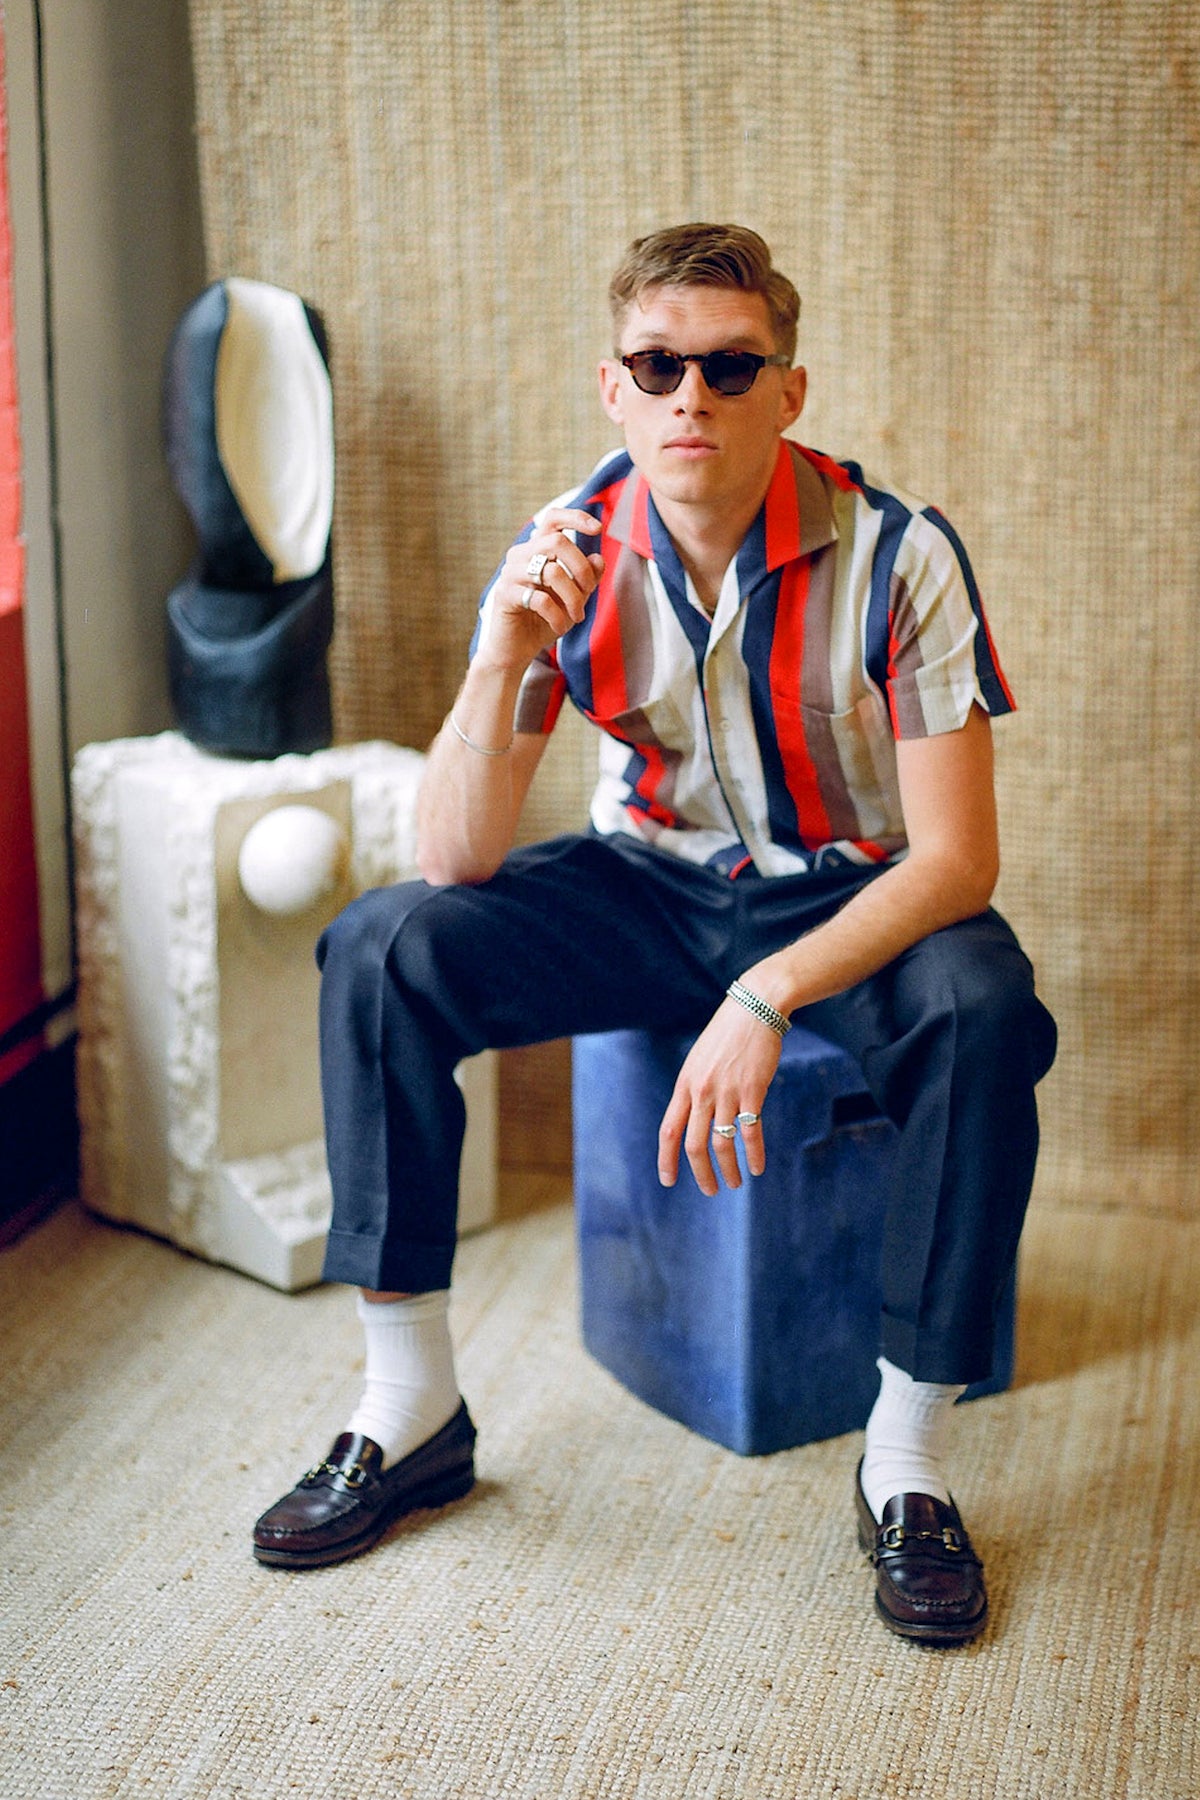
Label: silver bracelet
xmin=726 ymin=979 xmax=792 ymax=1037
xmin=448 ymin=709 xmax=513 ymax=757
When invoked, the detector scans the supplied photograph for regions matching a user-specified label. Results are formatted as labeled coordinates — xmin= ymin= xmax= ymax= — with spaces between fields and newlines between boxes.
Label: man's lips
xmin=663 ymin=436 xmax=719 ymax=453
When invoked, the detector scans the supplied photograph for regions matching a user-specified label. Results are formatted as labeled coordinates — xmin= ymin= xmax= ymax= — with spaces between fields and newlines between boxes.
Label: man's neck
xmin=653 ymin=490 xmax=765 ymax=617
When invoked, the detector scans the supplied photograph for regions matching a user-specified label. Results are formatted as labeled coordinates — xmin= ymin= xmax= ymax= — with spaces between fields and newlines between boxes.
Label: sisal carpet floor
xmin=0 ymin=1193 xmax=1196 ymax=1798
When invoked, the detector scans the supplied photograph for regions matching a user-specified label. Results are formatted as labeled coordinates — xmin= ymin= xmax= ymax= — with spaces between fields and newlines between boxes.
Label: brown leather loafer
xmin=253 ymin=1401 xmax=477 ymax=1569
xmin=855 ymin=1459 xmax=988 ymax=1646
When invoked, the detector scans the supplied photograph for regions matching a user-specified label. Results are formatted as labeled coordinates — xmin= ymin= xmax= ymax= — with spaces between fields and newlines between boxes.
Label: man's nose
xmin=673 ymin=361 xmax=713 ymax=409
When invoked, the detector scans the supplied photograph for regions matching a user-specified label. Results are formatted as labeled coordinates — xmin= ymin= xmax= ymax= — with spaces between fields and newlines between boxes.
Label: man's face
xmin=598 ymin=285 xmax=807 ymax=521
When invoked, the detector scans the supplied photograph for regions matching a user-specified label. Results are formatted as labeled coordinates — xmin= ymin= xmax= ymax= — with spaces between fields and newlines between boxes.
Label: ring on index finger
xmin=712 ymin=1122 xmax=737 ymax=1139
xmin=525 ymin=551 xmax=551 ymax=583
xmin=736 ymin=1112 xmax=761 ymax=1127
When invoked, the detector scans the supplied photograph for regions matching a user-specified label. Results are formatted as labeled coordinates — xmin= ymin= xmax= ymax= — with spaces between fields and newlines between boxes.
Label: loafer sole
xmin=871 ymin=1587 xmax=988 ymax=1647
xmin=253 ymin=1464 xmax=475 ymax=1569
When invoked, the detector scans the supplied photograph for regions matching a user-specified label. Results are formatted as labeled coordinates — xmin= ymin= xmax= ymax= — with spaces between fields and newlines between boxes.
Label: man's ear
xmin=779 ymin=364 xmax=807 ymax=432
xmin=598 ymin=358 xmax=625 ymax=426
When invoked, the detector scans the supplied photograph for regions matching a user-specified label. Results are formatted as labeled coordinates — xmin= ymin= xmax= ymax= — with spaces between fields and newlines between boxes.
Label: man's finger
xmin=737 ymin=1111 xmax=767 ymax=1178
xmin=540 ymin=559 xmax=591 ymax=624
xmin=657 ymin=1092 xmax=689 ymax=1187
xmin=683 ymin=1117 xmax=720 ymax=1197
xmin=548 ymin=507 xmax=603 ymax=537
xmin=707 ymin=1107 xmax=744 ymax=1191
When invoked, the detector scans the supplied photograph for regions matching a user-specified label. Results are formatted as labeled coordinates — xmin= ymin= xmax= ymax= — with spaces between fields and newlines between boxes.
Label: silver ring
xmin=736 ymin=1111 xmax=761 ymax=1127
xmin=518 ymin=586 xmax=535 ymax=609
xmin=712 ymin=1122 xmax=737 ymax=1139
xmin=525 ymin=552 xmax=550 ymax=582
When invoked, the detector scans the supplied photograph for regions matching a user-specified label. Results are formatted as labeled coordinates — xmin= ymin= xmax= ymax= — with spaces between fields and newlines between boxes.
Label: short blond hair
xmin=608 ymin=223 xmax=800 ymax=360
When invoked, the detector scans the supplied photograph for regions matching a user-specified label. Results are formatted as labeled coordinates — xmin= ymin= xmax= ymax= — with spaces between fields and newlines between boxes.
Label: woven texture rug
xmin=184 ymin=0 xmax=1200 ymax=1213
xmin=1 ymin=1197 xmax=1196 ymax=1797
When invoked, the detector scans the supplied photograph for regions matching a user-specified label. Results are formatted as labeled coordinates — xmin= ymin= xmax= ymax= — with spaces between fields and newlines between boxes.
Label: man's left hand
xmin=657 ymin=998 xmax=782 ymax=1196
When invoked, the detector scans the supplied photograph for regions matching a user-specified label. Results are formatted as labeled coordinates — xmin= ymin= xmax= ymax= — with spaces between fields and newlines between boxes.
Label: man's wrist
xmin=448 ymin=709 xmax=512 ymax=756
xmin=737 ymin=950 xmax=804 ymax=1019
xmin=726 ymin=979 xmax=792 ymax=1037
xmin=441 ymin=662 xmax=524 ymax=757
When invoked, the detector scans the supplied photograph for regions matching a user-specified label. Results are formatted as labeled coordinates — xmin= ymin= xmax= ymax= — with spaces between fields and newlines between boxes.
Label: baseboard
xmin=0 ymin=1035 xmax=79 ymax=1242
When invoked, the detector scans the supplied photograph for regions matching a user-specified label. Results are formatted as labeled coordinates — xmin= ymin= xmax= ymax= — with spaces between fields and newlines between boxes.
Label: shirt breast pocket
xmin=794 ymin=692 xmax=899 ymax=823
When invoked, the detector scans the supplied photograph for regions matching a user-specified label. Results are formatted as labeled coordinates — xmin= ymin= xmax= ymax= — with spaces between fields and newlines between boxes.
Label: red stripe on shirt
xmin=797 ymin=445 xmax=862 ymax=495
xmin=886 ymin=619 xmax=903 ymax=736
xmin=629 ymin=743 xmax=678 ymax=828
xmin=976 ymin=605 xmax=1016 ymax=711
xmin=586 ymin=558 xmax=629 ymax=723
xmin=769 ymin=559 xmax=834 ymax=850
xmin=625 ymin=475 xmax=654 ymax=560
xmin=764 ymin=442 xmax=801 ymax=569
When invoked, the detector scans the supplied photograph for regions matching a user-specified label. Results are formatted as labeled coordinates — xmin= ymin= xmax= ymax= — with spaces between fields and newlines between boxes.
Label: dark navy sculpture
xmin=163 ymin=278 xmax=335 ymax=758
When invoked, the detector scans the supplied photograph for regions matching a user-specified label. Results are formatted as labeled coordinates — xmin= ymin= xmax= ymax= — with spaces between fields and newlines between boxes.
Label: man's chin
xmin=644 ymin=459 xmax=725 ymax=504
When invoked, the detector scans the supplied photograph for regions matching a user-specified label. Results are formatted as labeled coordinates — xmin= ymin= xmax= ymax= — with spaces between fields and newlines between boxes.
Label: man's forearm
xmin=741 ymin=846 xmax=997 ymax=1020
xmin=416 ymin=504 xmax=604 ymax=887
xmin=415 ymin=661 xmax=538 ymax=886
xmin=744 ymin=705 xmax=1001 ymax=1017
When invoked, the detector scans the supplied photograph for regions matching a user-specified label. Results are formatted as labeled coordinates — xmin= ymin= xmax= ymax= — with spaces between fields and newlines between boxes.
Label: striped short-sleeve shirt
xmin=471 ymin=439 xmax=1014 ymax=879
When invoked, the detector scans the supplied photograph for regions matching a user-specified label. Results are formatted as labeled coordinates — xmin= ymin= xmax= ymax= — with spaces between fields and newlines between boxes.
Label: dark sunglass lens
xmin=629 ymin=352 xmax=685 ymax=393
xmin=703 ymin=351 xmax=759 ymax=395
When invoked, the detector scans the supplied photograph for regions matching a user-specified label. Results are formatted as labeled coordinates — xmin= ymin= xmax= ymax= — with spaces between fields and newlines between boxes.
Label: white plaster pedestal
xmin=72 ymin=733 xmax=498 ymax=1290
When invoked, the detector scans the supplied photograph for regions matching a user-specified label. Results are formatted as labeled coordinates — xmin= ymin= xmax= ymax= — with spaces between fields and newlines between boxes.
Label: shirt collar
xmin=606 ymin=465 xmax=655 ymax=558
xmin=764 ymin=440 xmax=838 ymax=567
xmin=605 ymin=439 xmax=837 ymax=568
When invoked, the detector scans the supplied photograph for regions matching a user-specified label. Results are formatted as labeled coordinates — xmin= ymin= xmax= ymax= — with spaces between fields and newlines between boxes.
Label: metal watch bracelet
xmin=726 ymin=979 xmax=792 ymax=1037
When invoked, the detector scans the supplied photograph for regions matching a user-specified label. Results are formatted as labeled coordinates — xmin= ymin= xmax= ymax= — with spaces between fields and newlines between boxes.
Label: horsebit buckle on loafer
xmin=303 ymin=1459 xmax=369 ymax=1489
xmin=874 ymin=1522 xmax=963 ymax=1558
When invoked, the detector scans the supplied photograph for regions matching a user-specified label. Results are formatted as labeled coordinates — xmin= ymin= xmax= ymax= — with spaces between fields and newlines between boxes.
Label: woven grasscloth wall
xmin=187 ymin=0 xmax=1199 ymax=1214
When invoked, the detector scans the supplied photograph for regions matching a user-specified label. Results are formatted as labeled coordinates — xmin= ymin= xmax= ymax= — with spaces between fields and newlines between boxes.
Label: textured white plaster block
xmin=73 ymin=732 xmax=497 ymax=1290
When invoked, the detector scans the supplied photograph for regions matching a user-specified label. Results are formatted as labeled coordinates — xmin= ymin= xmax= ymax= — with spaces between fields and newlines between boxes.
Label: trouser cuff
xmin=321 ymin=1227 xmax=456 ymax=1294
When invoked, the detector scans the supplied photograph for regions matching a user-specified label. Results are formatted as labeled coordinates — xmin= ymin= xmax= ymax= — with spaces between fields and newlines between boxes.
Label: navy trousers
xmin=316 ymin=832 xmax=1057 ymax=1385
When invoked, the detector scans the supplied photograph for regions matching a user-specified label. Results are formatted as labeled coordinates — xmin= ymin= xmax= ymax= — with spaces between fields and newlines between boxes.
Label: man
xmin=253 ymin=224 xmax=1056 ymax=1647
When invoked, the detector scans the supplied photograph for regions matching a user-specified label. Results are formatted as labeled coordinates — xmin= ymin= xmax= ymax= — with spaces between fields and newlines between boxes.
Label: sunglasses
xmin=620 ymin=348 xmax=791 ymax=396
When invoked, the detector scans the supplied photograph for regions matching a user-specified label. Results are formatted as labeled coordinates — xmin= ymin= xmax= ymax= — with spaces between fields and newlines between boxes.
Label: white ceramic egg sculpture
xmin=237 ymin=803 xmax=349 ymax=916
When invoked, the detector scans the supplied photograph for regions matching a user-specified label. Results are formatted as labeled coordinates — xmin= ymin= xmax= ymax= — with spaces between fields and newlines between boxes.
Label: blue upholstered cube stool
xmin=572 ymin=1025 xmax=1015 ymax=1456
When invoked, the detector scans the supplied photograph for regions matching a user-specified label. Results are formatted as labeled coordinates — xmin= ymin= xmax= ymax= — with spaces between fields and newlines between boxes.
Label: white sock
xmin=345 ymin=1290 xmax=461 ymax=1469
xmin=860 ymin=1356 xmax=966 ymax=1523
